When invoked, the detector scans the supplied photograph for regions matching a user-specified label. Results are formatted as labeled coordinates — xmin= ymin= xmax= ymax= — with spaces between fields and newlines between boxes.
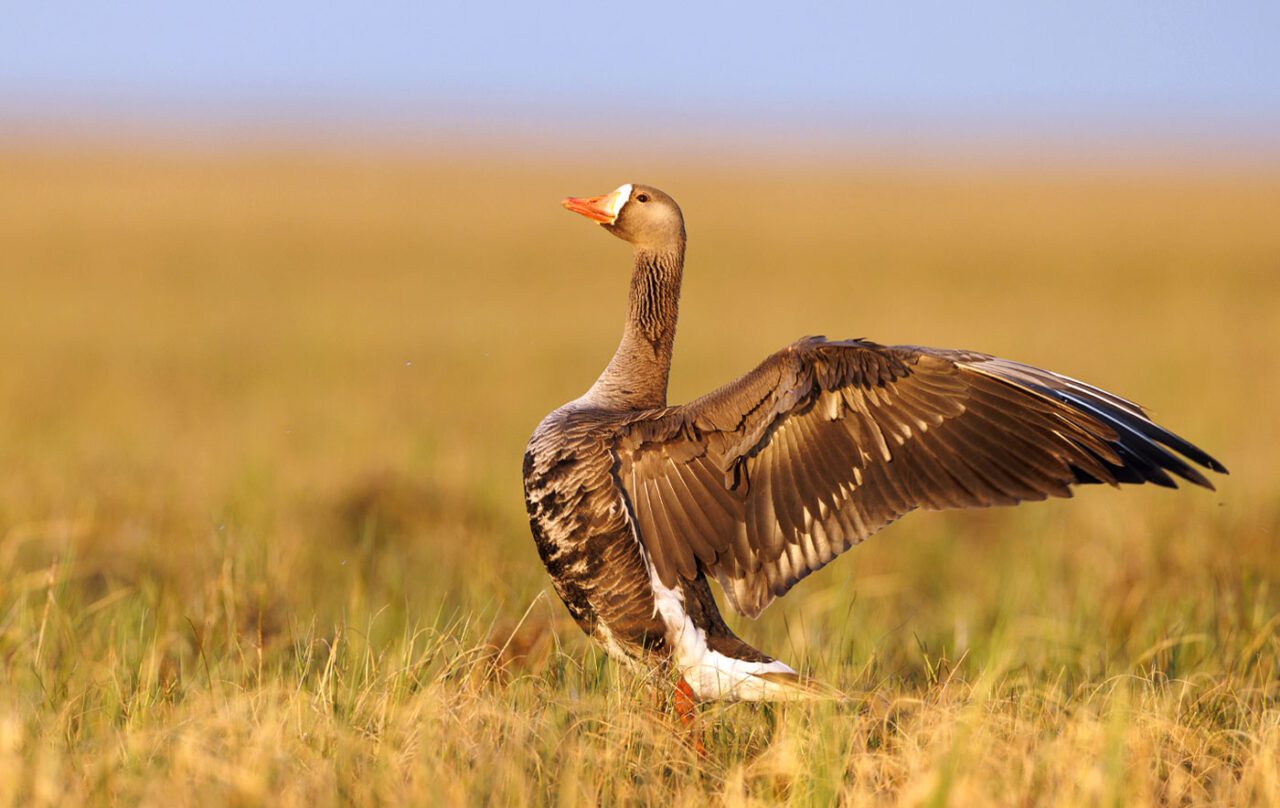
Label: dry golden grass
xmin=0 ymin=144 xmax=1277 ymax=805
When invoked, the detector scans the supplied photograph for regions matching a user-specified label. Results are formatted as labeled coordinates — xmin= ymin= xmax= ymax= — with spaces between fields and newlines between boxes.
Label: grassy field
xmin=0 ymin=144 xmax=1278 ymax=805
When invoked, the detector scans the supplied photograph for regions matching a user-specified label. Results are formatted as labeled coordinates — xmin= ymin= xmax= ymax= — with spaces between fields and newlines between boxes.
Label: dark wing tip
xmin=1201 ymin=456 xmax=1230 ymax=475
xmin=1033 ymin=385 xmax=1225 ymax=491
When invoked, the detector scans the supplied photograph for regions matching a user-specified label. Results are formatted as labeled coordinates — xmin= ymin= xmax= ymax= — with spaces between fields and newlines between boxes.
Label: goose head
xmin=562 ymin=183 xmax=685 ymax=252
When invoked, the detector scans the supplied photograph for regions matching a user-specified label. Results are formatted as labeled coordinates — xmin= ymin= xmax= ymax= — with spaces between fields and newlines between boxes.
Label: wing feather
xmin=614 ymin=338 xmax=1225 ymax=617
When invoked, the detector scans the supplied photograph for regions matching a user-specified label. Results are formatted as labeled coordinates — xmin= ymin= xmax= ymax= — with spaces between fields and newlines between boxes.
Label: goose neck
xmin=581 ymin=245 xmax=685 ymax=410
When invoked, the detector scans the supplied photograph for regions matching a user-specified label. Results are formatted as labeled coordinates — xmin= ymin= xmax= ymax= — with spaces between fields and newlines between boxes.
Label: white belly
xmin=646 ymin=564 xmax=804 ymax=702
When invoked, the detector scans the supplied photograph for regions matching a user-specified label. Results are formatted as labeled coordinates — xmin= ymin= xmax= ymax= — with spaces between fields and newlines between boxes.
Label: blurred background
xmin=1 ymin=0 xmax=1278 ymax=675
xmin=3 ymin=4 xmax=1280 ymax=801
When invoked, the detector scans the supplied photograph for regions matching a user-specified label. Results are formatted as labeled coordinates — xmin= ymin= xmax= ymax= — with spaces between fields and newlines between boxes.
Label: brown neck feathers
xmin=581 ymin=244 xmax=685 ymax=411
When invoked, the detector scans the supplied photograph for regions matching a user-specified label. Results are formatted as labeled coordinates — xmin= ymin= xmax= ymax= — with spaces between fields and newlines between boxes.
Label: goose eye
xmin=635 ymin=194 xmax=649 ymax=203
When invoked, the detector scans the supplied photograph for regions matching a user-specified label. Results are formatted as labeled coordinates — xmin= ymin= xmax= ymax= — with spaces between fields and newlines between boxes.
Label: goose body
xmin=523 ymin=183 xmax=1226 ymax=702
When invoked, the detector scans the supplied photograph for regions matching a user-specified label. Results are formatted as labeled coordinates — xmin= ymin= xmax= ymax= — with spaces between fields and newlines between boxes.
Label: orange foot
xmin=674 ymin=678 xmax=706 ymax=757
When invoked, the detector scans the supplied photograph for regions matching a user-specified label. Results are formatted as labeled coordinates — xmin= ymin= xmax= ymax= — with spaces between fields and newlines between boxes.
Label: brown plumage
xmin=524 ymin=182 xmax=1226 ymax=702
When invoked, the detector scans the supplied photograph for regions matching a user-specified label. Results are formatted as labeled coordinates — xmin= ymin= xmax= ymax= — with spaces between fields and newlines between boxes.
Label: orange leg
xmin=674 ymin=678 xmax=697 ymax=725
xmin=673 ymin=677 xmax=706 ymax=756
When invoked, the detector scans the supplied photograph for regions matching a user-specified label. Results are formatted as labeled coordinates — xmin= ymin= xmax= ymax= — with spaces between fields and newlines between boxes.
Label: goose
xmin=523 ymin=182 xmax=1225 ymax=709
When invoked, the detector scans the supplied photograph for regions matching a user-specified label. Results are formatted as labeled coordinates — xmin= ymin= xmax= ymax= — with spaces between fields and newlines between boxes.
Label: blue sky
xmin=3 ymin=2 xmax=1278 ymax=146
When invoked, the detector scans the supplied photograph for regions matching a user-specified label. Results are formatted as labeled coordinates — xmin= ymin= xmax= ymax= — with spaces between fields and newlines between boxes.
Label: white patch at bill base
xmin=603 ymin=183 xmax=632 ymax=221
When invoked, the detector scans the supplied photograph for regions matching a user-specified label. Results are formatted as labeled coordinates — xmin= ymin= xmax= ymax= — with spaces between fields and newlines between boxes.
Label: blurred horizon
xmin=4 ymin=7 xmax=1280 ymax=799
xmin=4 ymin=3 xmax=1279 ymax=166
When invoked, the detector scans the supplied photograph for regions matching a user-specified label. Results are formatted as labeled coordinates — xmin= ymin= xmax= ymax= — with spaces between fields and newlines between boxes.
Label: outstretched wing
xmin=614 ymin=337 xmax=1226 ymax=618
